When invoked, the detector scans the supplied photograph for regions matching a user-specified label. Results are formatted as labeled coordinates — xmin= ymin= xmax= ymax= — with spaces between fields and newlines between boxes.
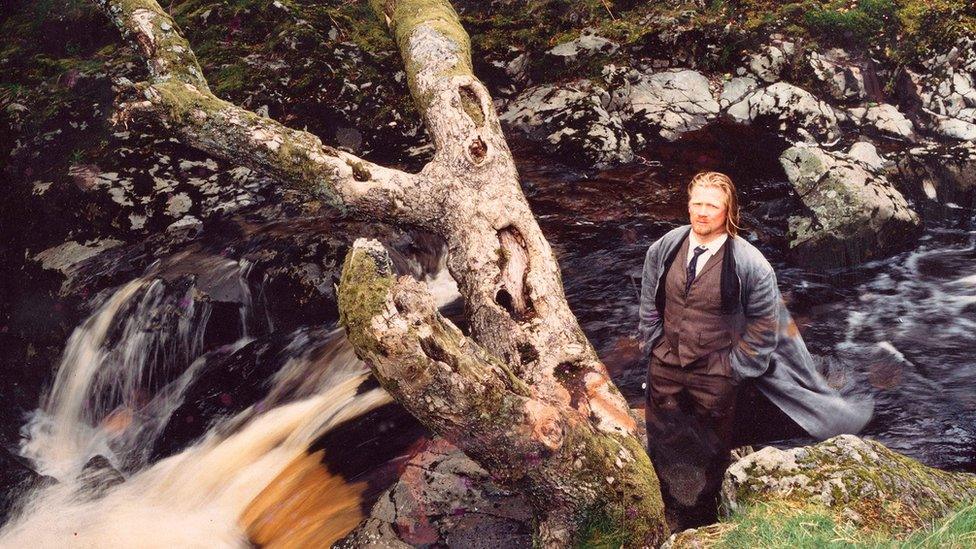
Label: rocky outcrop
xmin=899 ymin=38 xmax=976 ymax=141
xmin=721 ymin=435 xmax=976 ymax=529
xmin=499 ymin=80 xmax=633 ymax=167
xmin=608 ymin=66 xmax=720 ymax=142
xmin=779 ymin=144 xmax=921 ymax=268
xmin=718 ymin=75 xmax=760 ymax=110
xmin=727 ymin=82 xmax=841 ymax=144
xmin=896 ymin=140 xmax=976 ymax=216
xmin=336 ymin=438 xmax=532 ymax=548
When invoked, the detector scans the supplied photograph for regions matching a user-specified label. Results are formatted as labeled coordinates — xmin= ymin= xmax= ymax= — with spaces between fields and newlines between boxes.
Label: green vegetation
xmin=804 ymin=0 xmax=899 ymax=49
xmin=697 ymin=498 xmax=976 ymax=548
xmin=576 ymin=507 xmax=630 ymax=548
xmin=454 ymin=0 xmax=974 ymax=80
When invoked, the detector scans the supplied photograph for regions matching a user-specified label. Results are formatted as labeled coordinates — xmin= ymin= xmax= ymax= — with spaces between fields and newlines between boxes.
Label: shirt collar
xmin=688 ymin=230 xmax=728 ymax=252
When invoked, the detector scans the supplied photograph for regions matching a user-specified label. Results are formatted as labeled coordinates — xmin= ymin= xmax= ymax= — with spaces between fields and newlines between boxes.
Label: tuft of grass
xmin=804 ymin=0 xmax=899 ymax=50
xmin=704 ymin=499 xmax=976 ymax=549
xmin=576 ymin=507 xmax=630 ymax=548
xmin=903 ymin=501 xmax=976 ymax=548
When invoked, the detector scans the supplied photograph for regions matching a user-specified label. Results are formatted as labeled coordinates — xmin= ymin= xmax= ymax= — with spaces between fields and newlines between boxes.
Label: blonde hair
xmin=687 ymin=171 xmax=742 ymax=237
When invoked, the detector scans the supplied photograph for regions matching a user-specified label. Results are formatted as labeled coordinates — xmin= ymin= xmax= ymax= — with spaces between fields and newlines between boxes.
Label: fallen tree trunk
xmin=93 ymin=0 xmax=667 ymax=544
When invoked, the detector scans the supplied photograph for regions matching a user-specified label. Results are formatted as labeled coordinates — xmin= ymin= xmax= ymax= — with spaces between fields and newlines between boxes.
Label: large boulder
xmin=608 ymin=67 xmax=720 ymax=142
xmin=721 ymin=435 xmax=976 ymax=529
xmin=779 ymin=145 xmax=921 ymax=268
xmin=499 ymin=80 xmax=633 ymax=167
xmin=896 ymin=140 xmax=976 ymax=217
xmin=663 ymin=436 xmax=976 ymax=548
xmin=727 ymin=82 xmax=841 ymax=143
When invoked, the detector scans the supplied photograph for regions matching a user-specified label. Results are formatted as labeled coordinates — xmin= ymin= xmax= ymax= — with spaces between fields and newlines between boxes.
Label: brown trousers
xmin=645 ymin=351 xmax=738 ymax=530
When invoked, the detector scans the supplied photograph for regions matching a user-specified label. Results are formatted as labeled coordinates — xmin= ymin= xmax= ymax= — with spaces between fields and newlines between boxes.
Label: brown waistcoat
xmin=652 ymin=236 xmax=736 ymax=367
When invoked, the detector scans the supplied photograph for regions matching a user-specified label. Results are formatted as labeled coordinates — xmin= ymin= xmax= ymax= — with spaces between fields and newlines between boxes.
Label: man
xmin=638 ymin=171 xmax=872 ymax=528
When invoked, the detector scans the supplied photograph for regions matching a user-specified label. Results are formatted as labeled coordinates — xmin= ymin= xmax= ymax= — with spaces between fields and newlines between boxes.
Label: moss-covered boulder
xmin=662 ymin=436 xmax=976 ymax=548
xmin=722 ymin=435 xmax=976 ymax=532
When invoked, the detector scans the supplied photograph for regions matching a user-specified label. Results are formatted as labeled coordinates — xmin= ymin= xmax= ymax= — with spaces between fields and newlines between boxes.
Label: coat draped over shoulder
xmin=638 ymin=225 xmax=873 ymax=440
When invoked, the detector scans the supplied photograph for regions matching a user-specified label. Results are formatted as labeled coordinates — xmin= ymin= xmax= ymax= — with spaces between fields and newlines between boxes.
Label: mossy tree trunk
xmin=93 ymin=0 xmax=668 ymax=544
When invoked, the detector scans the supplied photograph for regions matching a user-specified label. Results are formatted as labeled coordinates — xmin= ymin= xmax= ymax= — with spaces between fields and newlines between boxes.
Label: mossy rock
xmin=721 ymin=435 xmax=976 ymax=535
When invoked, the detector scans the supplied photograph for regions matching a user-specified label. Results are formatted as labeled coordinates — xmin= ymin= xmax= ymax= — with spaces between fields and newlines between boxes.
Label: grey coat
xmin=638 ymin=225 xmax=873 ymax=440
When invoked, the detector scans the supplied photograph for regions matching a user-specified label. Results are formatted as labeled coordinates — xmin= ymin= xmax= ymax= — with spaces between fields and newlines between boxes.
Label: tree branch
xmin=369 ymin=0 xmax=507 ymax=169
xmin=93 ymin=0 xmax=420 ymax=220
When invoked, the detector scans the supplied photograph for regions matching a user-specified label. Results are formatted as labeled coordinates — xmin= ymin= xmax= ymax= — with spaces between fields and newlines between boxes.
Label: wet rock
xmin=76 ymin=455 xmax=124 ymax=498
xmin=165 ymin=215 xmax=203 ymax=238
xmin=545 ymin=28 xmax=618 ymax=65
xmin=727 ymin=82 xmax=841 ymax=144
xmin=32 ymin=239 xmax=124 ymax=275
xmin=608 ymin=66 xmax=720 ymax=142
xmin=896 ymin=141 xmax=976 ymax=216
xmin=721 ymin=435 xmax=976 ymax=530
xmin=0 ymin=447 xmax=44 ymax=524
xmin=846 ymin=103 xmax=915 ymax=140
xmin=808 ymin=48 xmax=868 ymax=101
xmin=337 ymin=438 xmax=532 ymax=548
xmin=499 ymin=80 xmax=633 ymax=167
xmin=779 ymin=145 xmax=920 ymax=268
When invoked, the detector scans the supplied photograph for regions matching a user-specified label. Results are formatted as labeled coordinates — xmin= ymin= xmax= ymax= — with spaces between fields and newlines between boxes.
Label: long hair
xmin=687 ymin=171 xmax=741 ymax=237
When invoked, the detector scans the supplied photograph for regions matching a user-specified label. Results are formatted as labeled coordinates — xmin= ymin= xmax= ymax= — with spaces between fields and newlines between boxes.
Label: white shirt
xmin=685 ymin=231 xmax=728 ymax=278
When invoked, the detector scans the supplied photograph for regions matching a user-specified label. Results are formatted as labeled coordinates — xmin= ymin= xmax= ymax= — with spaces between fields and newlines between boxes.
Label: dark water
xmin=518 ymin=145 xmax=976 ymax=472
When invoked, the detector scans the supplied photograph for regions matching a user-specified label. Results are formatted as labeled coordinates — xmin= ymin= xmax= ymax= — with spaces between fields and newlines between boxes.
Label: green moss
xmin=337 ymin=247 xmax=395 ymax=358
xmin=149 ymin=80 xmax=228 ymax=122
xmin=213 ymin=64 xmax=247 ymax=96
xmin=564 ymin=426 xmax=667 ymax=547
xmin=804 ymin=0 xmax=899 ymax=49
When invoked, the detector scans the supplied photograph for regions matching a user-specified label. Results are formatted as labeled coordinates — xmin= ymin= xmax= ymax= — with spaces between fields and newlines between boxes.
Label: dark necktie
xmin=686 ymin=245 xmax=708 ymax=292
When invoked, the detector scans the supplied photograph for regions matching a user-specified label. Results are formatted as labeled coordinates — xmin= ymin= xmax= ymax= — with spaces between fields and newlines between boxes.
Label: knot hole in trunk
xmin=496 ymin=226 xmax=535 ymax=321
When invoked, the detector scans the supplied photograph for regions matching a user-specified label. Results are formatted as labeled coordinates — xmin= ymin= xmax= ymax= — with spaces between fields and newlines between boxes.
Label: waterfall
xmin=0 ymin=380 xmax=391 ymax=548
xmin=1 ymin=239 xmax=459 ymax=546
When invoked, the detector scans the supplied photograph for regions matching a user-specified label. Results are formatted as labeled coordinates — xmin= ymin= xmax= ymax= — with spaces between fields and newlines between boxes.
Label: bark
xmin=339 ymin=241 xmax=665 ymax=546
xmin=93 ymin=0 xmax=668 ymax=545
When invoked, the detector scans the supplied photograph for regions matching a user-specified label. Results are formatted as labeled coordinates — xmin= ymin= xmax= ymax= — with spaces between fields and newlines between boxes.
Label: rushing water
xmin=0 ymin=253 xmax=411 ymax=546
xmin=518 ymin=147 xmax=976 ymax=472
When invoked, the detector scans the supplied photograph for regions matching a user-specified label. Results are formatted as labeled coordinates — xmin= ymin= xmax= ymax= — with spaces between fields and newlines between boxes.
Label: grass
xmin=697 ymin=499 xmax=976 ymax=548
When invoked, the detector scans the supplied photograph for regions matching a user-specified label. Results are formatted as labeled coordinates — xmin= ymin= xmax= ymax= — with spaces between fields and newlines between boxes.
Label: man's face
xmin=688 ymin=185 xmax=728 ymax=240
